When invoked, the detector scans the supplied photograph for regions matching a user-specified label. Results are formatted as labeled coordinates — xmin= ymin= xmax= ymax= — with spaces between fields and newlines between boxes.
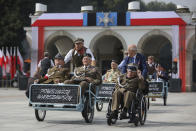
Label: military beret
xmin=83 ymin=53 xmax=92 ymax=58
xmin=54 ymin=53 xmax=64 ymax=60
xmin=74 ymin=38 xmax=84 ymax=44
xmin=127 ymin=63 xmax=138 ymax=72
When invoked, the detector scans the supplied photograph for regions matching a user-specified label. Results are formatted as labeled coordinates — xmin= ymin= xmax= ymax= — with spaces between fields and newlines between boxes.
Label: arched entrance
xmin=46 ymin=36 xmax=74 ymax=58
xmin=187 ymin=34 xmax=196 ymax=91
xmin=45 ymin=31 xmax=75 ymax=58
xmin=93 ymin=35 xmax=124 ymax=74
xmin=139 ymin=34 xmax=172 ymax=71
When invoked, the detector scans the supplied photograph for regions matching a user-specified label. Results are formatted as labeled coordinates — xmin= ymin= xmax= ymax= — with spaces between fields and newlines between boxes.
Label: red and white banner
xmin=32 ymin=13 xmax=84 ymax=26
xmin=127 ymin=11 xmax=186 ymax=26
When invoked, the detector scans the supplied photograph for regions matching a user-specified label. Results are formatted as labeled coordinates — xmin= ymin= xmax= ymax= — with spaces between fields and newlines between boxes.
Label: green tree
xmin=145 ymin=1 xmax=176 ymax=11
xmin=0 ymin=0 xmax=35 ymax=48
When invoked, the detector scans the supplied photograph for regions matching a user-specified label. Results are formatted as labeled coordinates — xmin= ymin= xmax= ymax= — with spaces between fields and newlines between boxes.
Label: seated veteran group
xmin=33 ymin=38 xmax=148 ymax=83
xmin=27 ymin=38 xmax=151 ymax=99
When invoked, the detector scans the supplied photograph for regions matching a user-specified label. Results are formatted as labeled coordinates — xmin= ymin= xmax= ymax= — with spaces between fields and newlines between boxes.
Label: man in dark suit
xmin=118 ymin=44 xmax=148 ymax=79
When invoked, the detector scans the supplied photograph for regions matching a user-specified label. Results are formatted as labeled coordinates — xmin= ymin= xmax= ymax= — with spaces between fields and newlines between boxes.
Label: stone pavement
xmin=0 ymin=88 xmax=196 ymax=131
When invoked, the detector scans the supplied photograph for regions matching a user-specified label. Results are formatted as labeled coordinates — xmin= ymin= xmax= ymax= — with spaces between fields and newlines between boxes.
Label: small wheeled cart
xmin=29 ymin=84 xmax=99 ymax=123
xmin=146 ymin=81 xmax=168 ymax=109
xmin=95 ymin=83 xmax=115 ymax=111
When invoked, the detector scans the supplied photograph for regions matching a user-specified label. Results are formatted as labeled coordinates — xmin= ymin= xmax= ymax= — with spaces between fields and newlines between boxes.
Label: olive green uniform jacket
xmin=112 ymin=74 xmax=145 ymax=111
xmin=39 ymin=65 xmax=69 ymax=84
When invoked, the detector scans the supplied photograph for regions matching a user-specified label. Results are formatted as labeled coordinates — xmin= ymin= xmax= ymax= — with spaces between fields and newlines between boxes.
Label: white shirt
xmin=64 ymin=48 xmax=95 ymax=64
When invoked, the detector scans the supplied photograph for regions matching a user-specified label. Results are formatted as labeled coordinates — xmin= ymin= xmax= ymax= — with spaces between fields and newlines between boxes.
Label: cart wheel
xmin=35 ymin=109 xmax=46 ymax=121
xmin=82 ymin=99 xmax=94 ymax=123
xmin=163 ymin=88 xmax=167 ymax=106
xmin=163 ymin=96 xmax=167 ymax=106
xmin=139 ymin=97 xmax=147 ymax=125
xmin=96 ymin=101 xmax=103 ymax=111
xmin=147 ymin=97 xmax=150 ymax=110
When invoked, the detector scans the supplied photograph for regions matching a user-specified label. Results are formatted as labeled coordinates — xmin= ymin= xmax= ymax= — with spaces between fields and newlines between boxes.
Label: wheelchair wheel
xmin=35 ymin=109 xmax=46 ymax=121
xmin=82 ymin=99 xmax=94 ymax=123
xmin=139 ymin=96 xmax=147 ymax=125
xmin=106 ymin=100 xmax=117 ymax=125
xmin=163 ymin=88 xmax=167 ymax=106
xmin=96 ymin=101 xmax=103 ymax=111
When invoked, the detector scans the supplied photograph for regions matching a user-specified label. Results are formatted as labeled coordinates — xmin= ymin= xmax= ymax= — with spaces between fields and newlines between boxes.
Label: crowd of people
xmin=25 ymin=38 xmax=169 ymax=120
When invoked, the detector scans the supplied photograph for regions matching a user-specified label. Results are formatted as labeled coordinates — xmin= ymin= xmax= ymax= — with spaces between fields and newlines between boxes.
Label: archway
xmin=46 ymin=36 xmax=74 ymax=58
xmin=140 ymin=35 xmax=172 ymax=71
xmin=187 ymin=34 xmax=196 ymax=91
xmin=93 ymin=35 xmax=124 ymax=74
xmin=45 ymin=31 xmax=75 ymax=58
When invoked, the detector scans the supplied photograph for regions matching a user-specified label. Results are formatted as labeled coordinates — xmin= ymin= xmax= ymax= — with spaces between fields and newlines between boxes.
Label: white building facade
xmin=24 ymin=11 xmax=196 ymax=92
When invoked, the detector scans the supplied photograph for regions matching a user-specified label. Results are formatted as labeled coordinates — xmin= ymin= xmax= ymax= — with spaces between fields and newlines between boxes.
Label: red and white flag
xmin=5 ymin=47 xmax=11 ymax=74
xmin=17 ymin=47 xmax=24 ymax=71
xmin=11 ymin=47 xmax=16 ymax=79
xmin=0 ymin=49 xmax=4 ymax=68
xmin=1 ymin=47 xmax=6 ymax=78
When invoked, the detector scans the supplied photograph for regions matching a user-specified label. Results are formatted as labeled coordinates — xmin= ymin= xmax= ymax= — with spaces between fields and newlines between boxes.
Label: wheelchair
xmin=106 ymin=88 xmax=147 ymax=126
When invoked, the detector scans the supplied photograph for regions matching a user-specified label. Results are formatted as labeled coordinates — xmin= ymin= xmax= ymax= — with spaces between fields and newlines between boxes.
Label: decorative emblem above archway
xmin=96 ymin=12 xmax=117 ymax=26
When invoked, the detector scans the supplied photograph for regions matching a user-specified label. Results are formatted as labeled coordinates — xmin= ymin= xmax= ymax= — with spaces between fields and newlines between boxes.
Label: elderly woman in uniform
xmin=103 ymin=60 xmax=121 ymax=83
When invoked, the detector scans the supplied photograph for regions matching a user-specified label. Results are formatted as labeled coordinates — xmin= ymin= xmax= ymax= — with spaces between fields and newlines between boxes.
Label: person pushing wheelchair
xmin=111 ymin=63 xmax=146 ymax=123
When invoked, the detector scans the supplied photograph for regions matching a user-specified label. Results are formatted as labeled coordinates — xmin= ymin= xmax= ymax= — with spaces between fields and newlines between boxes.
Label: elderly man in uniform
xmin=118 ymin=44 xmax=148 ymax=79
xmin=64 ymin=38 xmax=96 ymax=69
xmin=103 ymin=60 xmax=121 ymax=83
xmin=25 ymin=53 xmax=69 ymax=99
xmin=36 ymin=53 xmax=70 ymax=84
xmin=64 ymin=53 xmax=102 ymax=98
xmin=111 ymin=63 xmax=145 ymax=122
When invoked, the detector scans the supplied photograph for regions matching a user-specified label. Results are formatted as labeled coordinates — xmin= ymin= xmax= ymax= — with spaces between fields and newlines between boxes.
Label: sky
xmin=143 ymin=0 xmax=196 ymax=11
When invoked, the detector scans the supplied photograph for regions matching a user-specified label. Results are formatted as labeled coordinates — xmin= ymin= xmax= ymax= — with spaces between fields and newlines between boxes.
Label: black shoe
xmin=128 ymin=118 xmax=134 ymax=123
xmin=111 ymin=110 xmax=118 ymax=119
xmin=28 ymin=103 xmax=32 ymax=107
xmin=128 ymin=116 xmax=138 ymax=123
xmin=120 ymin=111 xmax=127 ymax=119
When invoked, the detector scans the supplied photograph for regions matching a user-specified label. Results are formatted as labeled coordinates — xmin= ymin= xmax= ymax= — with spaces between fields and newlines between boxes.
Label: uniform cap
xmin=111 ymin=60 xmax=118 ymax=64
xmin=127 ymin=63 xmax=138 ymax=72
xmin=74 ymin=38 xmax=84 ymax=44
xmin=54 ymin=53 xmax=64 ymax=60
xmin=83 ymin=53 xmax=92 ymax=58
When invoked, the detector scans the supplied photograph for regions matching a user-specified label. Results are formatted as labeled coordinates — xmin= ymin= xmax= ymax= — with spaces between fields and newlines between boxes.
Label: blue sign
xmin=96 ymin=12 xmax=117 ymax=26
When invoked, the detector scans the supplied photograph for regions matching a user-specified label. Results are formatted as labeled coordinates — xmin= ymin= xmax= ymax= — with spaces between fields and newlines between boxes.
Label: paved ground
xmin=0 ymin=88 xmax=196 ymax=131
